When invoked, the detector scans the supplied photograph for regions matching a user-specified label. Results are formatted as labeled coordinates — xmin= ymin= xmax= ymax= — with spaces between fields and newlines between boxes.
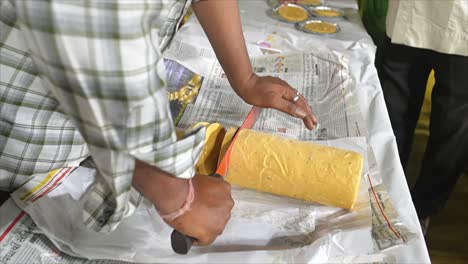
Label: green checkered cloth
xmin=0 ymin=0 xmax=204 ymax=232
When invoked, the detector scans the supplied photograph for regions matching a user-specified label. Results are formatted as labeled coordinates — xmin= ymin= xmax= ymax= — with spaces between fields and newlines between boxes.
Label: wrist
xmin=132 ymin=160 xmax=189 ymax=215
xmin=159 ymin=179 xmax=195 ymax=221
xmin=233 ymin=72 xmax=257 ymax=100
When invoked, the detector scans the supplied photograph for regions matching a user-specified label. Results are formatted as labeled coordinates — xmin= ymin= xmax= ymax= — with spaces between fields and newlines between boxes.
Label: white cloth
xmin=386 ymin=0 xmax=468 ymax=56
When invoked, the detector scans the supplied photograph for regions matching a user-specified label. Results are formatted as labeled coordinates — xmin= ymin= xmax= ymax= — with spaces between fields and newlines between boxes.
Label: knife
xmin=171 ymin=106 xmax=263 ymax=255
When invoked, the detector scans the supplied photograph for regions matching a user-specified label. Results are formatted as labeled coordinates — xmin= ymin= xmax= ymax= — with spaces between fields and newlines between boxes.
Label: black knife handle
xmin=171 ymin=229 xmax=194 ymax=254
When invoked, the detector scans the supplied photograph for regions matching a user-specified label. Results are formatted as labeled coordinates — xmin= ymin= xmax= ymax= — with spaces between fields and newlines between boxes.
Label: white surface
xmin=176 ymin=0 xmax=429 ymax=262
xmin=0 ymin=1 xmax=430 ymax=263
xmin=8 ymin=138 xmax=373 ymax=263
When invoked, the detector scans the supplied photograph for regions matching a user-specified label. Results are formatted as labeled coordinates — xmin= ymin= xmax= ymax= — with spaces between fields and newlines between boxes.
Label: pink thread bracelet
xmin=160 ymin=179 xmax=195 ymax=221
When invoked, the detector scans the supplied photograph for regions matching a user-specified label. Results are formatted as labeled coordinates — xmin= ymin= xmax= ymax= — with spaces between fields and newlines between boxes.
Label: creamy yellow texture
xmin=313 ymin=9 xmax=342 ymax=17
xmin=278 ymin=5 xmax=309 ymax=22
xmin=304 ymin=21 xmax=338 ymax=34
xmin=218 ymin=127 xmax=237 ymax=167
xmin=193 ymin=123 xmax=226 ymax=175
xmin=223 ymin=129 xmax=363 ymax=210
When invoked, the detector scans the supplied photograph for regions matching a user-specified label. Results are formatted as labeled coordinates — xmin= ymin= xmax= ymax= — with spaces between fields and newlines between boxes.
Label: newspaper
xmin=178 ymin=52 xmax=366 ymax=142
xmin=163 ymin=59 xmax=203 ymax=119
xmin=368 ymin=183 xmax=417 ymax=251
xmin=365 ymin=148 xmax=417 ymax=251
xmin=0 ymin=200 xmax=131 ymax=264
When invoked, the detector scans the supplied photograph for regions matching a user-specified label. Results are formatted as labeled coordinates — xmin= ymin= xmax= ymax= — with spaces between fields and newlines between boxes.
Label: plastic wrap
xmin=5 ymin=137 xmax=373 ymax=263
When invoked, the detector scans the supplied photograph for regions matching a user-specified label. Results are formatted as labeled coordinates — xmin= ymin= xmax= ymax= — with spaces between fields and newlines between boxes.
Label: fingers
xmin=279 ymin=80 xmax=299 ymax=102
xmin=300 ymin=94 xmax=319 ymax=124
xmin=276 ymin=81 xmax=319 ymax=130
xmin=192 ymin=204 xmax=232 ymax=246
xmin=192 ymin=201 xmax=233 ymax=246
xmin=240 ymin=75 xmax=319 ymax=130
xmin=271 ymin=81 xmax=307 ymax=118
xmin=298 ymin=94 xmax=319 ymax=130
xmin=193 ymin=233 xmax=216 ymax=246
xmin=181 ymin=176 xmax=234 ymax=247
xmin=272 ymin=95 xmax=307 ymax=119
xmin=291 ymin=94 xmax=314 ymax=130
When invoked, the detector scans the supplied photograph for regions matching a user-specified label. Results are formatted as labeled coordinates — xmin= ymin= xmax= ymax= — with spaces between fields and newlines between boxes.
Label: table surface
xmin=178 ymin=0 xmax=430 ymax=262
xmin=0 ymin=1 xmax=430 ymax=263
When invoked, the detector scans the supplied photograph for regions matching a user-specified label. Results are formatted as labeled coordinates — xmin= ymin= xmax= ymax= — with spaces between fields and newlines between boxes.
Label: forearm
xmin=192 ymin=0 xmax=253 ymax=94
xmin=133 ymin=160 xmax=189 ymax=215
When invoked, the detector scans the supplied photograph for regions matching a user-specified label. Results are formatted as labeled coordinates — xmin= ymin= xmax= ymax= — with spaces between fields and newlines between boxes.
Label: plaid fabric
xmin=0 ymin=0 xmax=205 ymax=232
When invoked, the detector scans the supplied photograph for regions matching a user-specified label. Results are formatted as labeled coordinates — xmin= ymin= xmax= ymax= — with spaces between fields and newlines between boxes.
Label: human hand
xmin=236 ymin=74 xmax=318 ymax=130
xmin=166 ymin=175 xmax=234 ymax=246
xmin=133 ymin=161 xmax=234 ymax=246
xmin=191 ymin=1 xmax=317 ymax=130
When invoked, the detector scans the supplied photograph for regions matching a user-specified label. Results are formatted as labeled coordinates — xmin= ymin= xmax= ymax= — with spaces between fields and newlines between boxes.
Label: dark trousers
xmin=379 ymin=37 xmax=468 ymax=219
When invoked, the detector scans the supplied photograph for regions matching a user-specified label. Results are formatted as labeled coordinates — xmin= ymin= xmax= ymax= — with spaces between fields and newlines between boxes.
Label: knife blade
xmin=171 ymin=106 xmax=263 ymax=254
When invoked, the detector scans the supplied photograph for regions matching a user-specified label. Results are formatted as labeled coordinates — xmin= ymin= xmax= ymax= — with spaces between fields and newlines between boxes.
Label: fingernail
xmin=314 ymin=123 xmax=320 ymax=131
xmin=307 ymin=120 xmax=315 ymax=130
xmin=295 ymin=108 xmax=307 ymax=118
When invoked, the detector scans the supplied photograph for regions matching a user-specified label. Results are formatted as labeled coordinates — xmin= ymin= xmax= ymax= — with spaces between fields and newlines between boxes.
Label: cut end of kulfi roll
xmin=191 ymin=122 xmax=226 ymax=175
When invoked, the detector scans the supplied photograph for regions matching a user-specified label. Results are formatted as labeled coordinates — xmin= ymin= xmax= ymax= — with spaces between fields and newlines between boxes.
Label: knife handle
xmin=171 ymin=229 xmax=194 ymax=254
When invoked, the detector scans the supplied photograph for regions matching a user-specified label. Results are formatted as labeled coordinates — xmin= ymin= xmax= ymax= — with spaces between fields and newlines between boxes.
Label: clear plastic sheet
xmin=2 ymin=137 xmax=372 ymax=263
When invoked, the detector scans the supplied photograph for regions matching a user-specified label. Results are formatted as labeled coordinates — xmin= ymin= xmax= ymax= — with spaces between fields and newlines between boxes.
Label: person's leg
xmin=379 ymin=37 xmax=433 ymax=169
xmin=412 ymin=52 xmax=468 ymax=219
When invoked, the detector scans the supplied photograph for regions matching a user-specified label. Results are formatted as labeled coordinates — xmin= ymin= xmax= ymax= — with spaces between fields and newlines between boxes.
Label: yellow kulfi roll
xmin=191 ymin=122 xmax=226 ymax=175
xmin=223 ymin=128 xmax=364 ymax=210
